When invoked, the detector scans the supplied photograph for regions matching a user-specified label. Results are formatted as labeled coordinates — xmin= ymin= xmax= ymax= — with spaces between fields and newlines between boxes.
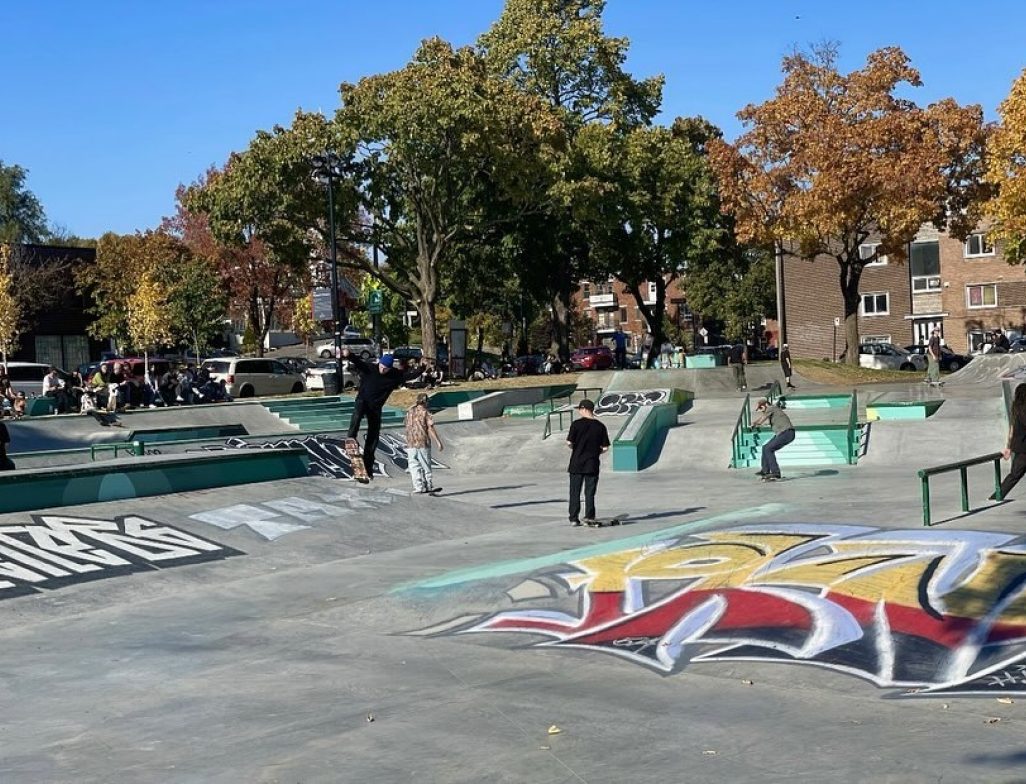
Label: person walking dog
xmin=752 ymin=398 xmax=795 ymax=481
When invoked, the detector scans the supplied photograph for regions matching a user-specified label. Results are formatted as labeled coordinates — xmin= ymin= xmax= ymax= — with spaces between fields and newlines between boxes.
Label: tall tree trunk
xmin=628 ymin=279 xmax=668 ymax=368
xmin=839 ymin=260 xmax=862 ymax=366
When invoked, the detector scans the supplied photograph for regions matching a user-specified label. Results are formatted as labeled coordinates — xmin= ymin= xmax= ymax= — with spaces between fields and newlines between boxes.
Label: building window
xmin=967 ymin=284 xmax=997 ymax=308
xmin=619 ymin=307 xmax=627 ymax=323
xmin=965 ymin=233 xmax=994 ymax=258
xmin=859 ymin=243 xmax=888 ymax=266
xmin=968 ymin=330 xmax=987 ymax=353
xmin=910 ymin=241 xmax=941 ymax=292
xmin=582 ymin=282 xmax=591 ymax=299
xmin=860 ymin=292 xmax=889 ymax=316
xmin=646 ymin=282 xmax=657 ymax=302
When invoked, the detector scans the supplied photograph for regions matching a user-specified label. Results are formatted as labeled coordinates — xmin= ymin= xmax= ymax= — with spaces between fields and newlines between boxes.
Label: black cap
xmin=578 ymin=398 xmax=595 ymax=412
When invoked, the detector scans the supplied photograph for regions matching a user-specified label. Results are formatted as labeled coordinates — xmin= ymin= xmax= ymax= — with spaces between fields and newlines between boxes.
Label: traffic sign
xmin=367 ymin=290 xmax=383 ymax=315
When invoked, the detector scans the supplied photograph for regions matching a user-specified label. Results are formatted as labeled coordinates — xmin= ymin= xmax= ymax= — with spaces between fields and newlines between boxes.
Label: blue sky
xmin=2 ymin=0 xmax=1025 ymax=239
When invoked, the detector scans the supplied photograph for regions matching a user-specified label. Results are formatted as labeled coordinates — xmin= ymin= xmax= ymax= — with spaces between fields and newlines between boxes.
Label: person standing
xmin=566 ymin=398 xmax=610 ymax=526
xmin=994 ymin=384 xmax=1026 ymax=500
xmin=404 ymin=393 xmax=444 ymax=494
xmin=752 ymin=398 xmax=795 ymax=481
xmin=343 ymin=348 xmax=405 ymax=478
xmin=925 ymin=328 xmax=942 ymax=386
xmin=779 ymin=343 xmax=795 ymax=389
xmin=660 ymin=340 xmax=674 ymax=369
xmin=612 ymin=327 xmax=629 ymax=370
xmin=728 ymin=343 xmax=748 ymax=391
xmin=0 ymin=418 xmax=13 ymax=470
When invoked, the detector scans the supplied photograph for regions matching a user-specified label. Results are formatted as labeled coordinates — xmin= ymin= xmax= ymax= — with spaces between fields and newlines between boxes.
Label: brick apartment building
xmin=782 ymin=227 xmax=1026 ymax=358
xmin=572 ymin=277 xmax=690 ymax=351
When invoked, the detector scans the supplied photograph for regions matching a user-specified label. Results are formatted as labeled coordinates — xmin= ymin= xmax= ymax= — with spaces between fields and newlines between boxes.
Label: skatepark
xmin=4 ymin=357 xmax=1026 ymax=783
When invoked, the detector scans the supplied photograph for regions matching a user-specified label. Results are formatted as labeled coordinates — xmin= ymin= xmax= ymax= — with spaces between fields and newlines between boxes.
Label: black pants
xmin=347 ymin=397 xmax=382 ymax=475
xmin=1000 ymin=452 xmax=1026 ymax=498
xmin=615 ymin=347 xmax=626 ymax=369
xmin=569 ymin=472 xmax=599 ymax=521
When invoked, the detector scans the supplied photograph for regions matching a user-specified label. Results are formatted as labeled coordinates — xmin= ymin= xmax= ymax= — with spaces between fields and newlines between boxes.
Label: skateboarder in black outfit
xmin=342 ymin=349 xmax=405 ymax=478
xmin=566 ymin=399 xmax=610 ymax=525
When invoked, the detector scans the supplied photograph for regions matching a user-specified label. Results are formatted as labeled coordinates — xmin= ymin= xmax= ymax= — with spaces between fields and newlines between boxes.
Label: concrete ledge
xmin=866 ymin=400 xmax=945 ymax=420
xmin=0 ymin=448 xmax=310 ymax=514
xmin=611 ymin=402 xmax=679 ymax=472
xmin=685 ymin=355 xmax=719 ymax=368
xmin=458 ymin=385 xmax=577 ymax=421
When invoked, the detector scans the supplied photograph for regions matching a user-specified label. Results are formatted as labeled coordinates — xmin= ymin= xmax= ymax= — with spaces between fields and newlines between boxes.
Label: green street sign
xmin=367 ymin=290 xmax=384 ymax=315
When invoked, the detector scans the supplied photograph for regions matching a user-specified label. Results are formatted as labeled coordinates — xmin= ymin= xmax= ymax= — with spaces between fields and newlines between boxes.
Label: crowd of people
xmin=0 ymin=361 xmax=232 ymax=421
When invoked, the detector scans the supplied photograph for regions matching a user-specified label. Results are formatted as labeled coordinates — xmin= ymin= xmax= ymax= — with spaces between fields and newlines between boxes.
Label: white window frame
xmin=964 ymin=233 xmax=995 ymax=258
xmin=860 ymin=292 xmax=890 ymax=316
xmin=859 ymin=243 xmax=888 ymax=266
xmin=912 ymin=274 xmax=942 ymax=293
xmin=966 ymin=284 xmax=998 ymax=309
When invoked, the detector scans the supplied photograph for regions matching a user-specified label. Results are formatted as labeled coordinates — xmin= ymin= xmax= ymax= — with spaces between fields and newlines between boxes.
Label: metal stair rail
xmin=917 ymin=452 xmax=1004 ymax=526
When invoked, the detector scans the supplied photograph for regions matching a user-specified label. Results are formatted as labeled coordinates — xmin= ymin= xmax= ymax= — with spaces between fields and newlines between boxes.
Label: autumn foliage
xmin=709 ymin=46 xmax=988 ymax=361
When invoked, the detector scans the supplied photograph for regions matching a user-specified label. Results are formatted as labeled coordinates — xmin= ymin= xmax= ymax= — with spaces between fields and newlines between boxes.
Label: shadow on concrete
xmin=629 ymin=507 xmax=706 ymax=521
xmin=964 ymin=748 xmax=1026 ymax=770
xmin=443 ymin=484 xmax=536 ymax=497
xmin=491 ymin=498 xmax=564 ymax=509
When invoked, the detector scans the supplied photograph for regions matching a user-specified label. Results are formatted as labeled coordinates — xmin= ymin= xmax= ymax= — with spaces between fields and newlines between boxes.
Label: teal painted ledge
xmin=866 ymin=400 xmax=944 ymax=420
xmin=612 ymin=402 xmax=680 ymax=472
xmin=0 ymin=448 xmax=310 ymax=514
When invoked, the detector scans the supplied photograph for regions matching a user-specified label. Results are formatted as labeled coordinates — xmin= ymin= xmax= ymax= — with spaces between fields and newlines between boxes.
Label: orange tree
xmin=709 ymin=46 xmax=989 ymax=363
xmin=985 ymin=69 xmax=1026 ymax=261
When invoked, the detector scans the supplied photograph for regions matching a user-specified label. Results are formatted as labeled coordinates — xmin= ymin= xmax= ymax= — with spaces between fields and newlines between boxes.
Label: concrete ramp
xmin=7 ymin=400 xmax=299 ymax=454
xmin=591 ymin=365 xmax=788 ymax=397
xmin=944 ymin=354 xmax=1026 ymax=385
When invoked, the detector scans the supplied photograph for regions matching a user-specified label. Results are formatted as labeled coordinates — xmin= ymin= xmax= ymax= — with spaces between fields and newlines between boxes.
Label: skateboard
xmin=584 ymin=516 xmax=623 ymax=527
xmin=344 ymin=438 xmax=370 ymax=484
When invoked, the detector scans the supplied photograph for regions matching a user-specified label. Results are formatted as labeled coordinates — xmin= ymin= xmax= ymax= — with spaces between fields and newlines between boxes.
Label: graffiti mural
xmin=0 ymin=514 xmax=239 ymax=600
xmin=198 ymin=434 xmax=446 ymax=481
xmin=416 ymin=524 xmax=1026 ymax=695
xmin=594 ymin=389 xmax=669 ymax=416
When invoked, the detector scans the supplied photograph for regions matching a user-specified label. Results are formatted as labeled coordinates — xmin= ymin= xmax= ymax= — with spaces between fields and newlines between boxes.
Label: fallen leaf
xmin=703 ymin=750 xmax=718 ymax=756
xmin=547 ymin=725 xmax=561 ymax=735
xmin=984 ymin=717 xmax=1002 ymax=724
xmin=741 ymin=679 xmax=753 ymax=686
xmin=997 ymin=697 xmax=1014 ymax=704
xmin=366 ymin=714 xmax=375 ymax=723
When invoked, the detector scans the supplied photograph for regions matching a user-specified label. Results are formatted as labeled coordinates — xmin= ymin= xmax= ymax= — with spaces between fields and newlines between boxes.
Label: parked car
xmin=858 ymin=343 xmax=926 ymax=372
xmin=1 ymin=361 xmax=55 ymax=396
xmin=570 ymin=345 xmax=614 ymax=371
xmin=903 ymin=344 xmax=973 ymax=372
xmin=277 ymin=356 xmax=316 ymax=376
xmin=514 ymin=354 xmax=545 ymax=375
xmin=201 ymin=357 xmax=306 ymax=398
xmin=304 ymin=360 xmax=355 ymax=391
xmin=313 ymin=336 xmax=378 ymax=360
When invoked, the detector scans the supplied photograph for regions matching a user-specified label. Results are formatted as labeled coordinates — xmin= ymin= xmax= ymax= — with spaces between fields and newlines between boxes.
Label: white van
xmin=201 ymin=358 xmax=306 ymax=398
xmin=2 ymin=362 xmax=54 ymax=396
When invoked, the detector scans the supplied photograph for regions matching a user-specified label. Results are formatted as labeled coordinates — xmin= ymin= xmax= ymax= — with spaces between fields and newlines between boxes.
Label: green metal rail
xmin=845 ymin=390 xmax=859 ymax=464
xmin=765 ymin=380 xmax=782 ymax=404
xmin=543 ymin=408 xmax=577 ymax=440
xmin=917 ymin=452 xmax=1004 ymax=526
xmin=729 ymin=393 xmax=753 ymax=467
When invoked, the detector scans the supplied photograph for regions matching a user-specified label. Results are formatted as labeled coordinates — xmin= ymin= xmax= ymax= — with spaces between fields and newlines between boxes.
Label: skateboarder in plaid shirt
xmin=404 ymin=393 xmax=444 ymax=493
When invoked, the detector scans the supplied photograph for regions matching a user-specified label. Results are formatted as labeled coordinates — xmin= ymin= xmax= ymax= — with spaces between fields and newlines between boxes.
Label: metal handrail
xmin=765 ymin=380 xmax=782 ymax=404
xmin=917 ymin=452 xmax=1004 ymax=526
xmin=846 ymin=390 xmax=859 ymax=464
xmin=729 ymin=393 xmax=752 ymax=467
xmin=543 ymin=408 xmax=577 ymax=440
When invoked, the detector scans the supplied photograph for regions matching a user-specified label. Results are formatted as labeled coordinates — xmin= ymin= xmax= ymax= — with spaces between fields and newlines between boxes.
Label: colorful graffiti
xmin=419 ymin=524 xmax=1026 ymax=695
xmin=198 ymin=434 xmax=446 ymax=481
xmin=0 ymin=514 xmax=239 ymax=599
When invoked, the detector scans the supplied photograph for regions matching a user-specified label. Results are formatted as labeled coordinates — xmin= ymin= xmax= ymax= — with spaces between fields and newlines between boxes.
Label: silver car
xmin=858 ymin=343 xmax=926 ymax=372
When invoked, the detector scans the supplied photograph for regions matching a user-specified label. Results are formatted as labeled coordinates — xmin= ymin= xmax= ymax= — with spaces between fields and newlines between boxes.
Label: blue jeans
xmin=761 ymin=429 xmax=795 ymax=476
xmin=407 ymin=446 xmax=434 ymax=491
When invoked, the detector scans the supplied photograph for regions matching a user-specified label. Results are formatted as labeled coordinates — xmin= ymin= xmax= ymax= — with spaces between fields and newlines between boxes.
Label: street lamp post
xmin=312 ymin=154 xmax=345 ymax=387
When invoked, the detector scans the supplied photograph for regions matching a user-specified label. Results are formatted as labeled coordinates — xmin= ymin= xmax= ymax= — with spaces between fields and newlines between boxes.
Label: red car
xmin=570 ymin=345 xmax=614 ymax=371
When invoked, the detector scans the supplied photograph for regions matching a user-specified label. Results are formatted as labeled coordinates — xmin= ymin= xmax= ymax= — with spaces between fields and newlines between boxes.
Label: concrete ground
xmin=3 ymin=362 xmax=1026 ymax=783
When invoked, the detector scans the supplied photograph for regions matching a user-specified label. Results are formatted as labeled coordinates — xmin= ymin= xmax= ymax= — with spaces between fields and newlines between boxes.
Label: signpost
xmin=367 ymin=290 xmax=383 ymax=315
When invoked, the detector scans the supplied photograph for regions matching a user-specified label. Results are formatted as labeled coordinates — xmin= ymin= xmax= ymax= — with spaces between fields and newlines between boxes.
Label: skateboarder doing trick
xmin=566 ymin=398 xmax=610 ymax=526
xmin=752 ymin=398 xmax=795 ymax=481
xmin=342 ymin=348 xmax=405 ymax=479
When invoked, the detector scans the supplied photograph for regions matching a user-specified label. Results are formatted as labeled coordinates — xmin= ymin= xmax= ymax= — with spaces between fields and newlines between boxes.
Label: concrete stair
xmin=734 ymin=426 xmax=856 ymax=468
xmin=261 ymin=396 xmax=405 ymax=433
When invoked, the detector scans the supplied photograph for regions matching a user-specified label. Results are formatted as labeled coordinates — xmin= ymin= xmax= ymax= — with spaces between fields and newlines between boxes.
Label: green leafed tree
xmin=338 ymin=37 xmax=561 ymax=362
xmin=0 ymin=160 xmax=48 ymax=244
xmin=478 ymin=0 xmax=663 ymax=359
xmin=576 ymin=118 xmax=725 ymax=366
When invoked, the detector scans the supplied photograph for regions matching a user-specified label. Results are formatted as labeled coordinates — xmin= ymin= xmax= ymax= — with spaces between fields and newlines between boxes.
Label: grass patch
xmin=795 ymin=359 xmax=924 ymax=386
